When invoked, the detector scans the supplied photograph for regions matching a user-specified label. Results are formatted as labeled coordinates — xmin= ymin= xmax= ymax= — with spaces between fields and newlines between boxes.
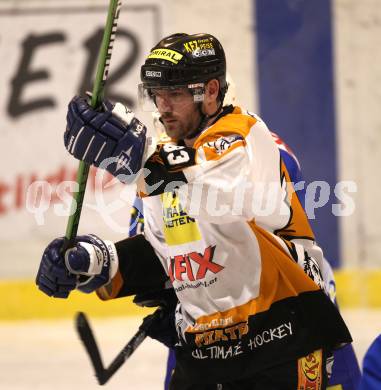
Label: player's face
xmin=152 ymin=88 xmax=201 ymax=140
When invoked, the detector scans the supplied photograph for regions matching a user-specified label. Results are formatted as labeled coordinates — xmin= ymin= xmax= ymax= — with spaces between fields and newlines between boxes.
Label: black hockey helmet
xmin=139 ymin=33 xmax=228 ymax=110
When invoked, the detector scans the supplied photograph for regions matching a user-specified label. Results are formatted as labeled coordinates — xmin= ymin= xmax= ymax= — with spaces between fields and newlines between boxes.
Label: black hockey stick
xmin=75 ymin=308 xmax=162 ymax=385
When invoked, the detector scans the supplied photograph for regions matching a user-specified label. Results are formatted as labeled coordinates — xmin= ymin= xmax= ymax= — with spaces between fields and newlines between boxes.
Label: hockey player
xmin=128 ymin=79 xmax=360 ymax=390
xmin=129 ymin=134 xmax=360 ymax=390
xmin=358 ymin=334 xmax=381 ymax=390
xmin=36 ymin=33 xmax=353 ymax=389
xmin=129 ymin=138 xmax=360 ymax=390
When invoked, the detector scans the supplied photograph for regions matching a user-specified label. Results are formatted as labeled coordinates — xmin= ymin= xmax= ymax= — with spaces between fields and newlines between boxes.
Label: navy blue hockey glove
xmin=36 ymin=238 xmax=77 ymax=298
xmin=134 ymin=288 xmax=179 ymax=348
xmin=64 ymin=96 xmax=156 ymax=183
xmin=36 ymin=235 xmax=118 ymax=298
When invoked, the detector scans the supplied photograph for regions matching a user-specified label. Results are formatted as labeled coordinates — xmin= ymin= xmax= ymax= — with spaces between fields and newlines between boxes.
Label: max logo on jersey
xmin=168 ymin=245 xmax=224 ymax=282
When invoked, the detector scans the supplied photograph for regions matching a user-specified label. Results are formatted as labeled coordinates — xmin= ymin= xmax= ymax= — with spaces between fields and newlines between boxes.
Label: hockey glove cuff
xmin=64 ymin=234 xmax=119 ymax=294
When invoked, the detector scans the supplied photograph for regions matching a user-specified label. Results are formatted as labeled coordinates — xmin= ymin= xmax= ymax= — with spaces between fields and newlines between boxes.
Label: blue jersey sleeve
xmin=279 ymin=148 xmax=306 ymax=209
xmin=358 ymin=334 xmax=381 ymax=390
xmin=129 ymin=197 xmax=144 ymax=237
xmin=279 ymin=144 xmax=361 ymax=390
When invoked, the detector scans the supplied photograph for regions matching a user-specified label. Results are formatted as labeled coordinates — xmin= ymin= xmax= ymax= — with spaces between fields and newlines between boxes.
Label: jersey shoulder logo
xmin=202 ymin=134 xmax=245 ymax=161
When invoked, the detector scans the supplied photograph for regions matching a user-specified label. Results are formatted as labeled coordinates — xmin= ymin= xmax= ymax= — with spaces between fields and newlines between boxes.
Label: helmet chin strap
xmin=184 ymin=101 xmax=223 ymax=141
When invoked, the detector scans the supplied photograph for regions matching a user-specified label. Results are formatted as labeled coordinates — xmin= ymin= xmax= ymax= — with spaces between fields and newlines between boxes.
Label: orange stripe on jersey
xmin=275 ymin=160 xmax=315 ymax=241
xmin=252 ymin=223 xmax=319 ymax=297
xmin=187 ymin=222 xmax=319 ymax=332
xmin=194 ymin=106 xmax=256 ymax=149
xmin=96 ymin=270 xmax=124 ymax=300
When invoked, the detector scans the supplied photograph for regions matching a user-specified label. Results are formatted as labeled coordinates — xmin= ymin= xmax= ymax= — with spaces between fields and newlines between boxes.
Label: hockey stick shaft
xmin=76 ymin=309 xmax=162 ymax=385
xmin=64 ymin=0 xmax=122 ymax=248
xmin=99 ymin=321 xmax=148 ymax=384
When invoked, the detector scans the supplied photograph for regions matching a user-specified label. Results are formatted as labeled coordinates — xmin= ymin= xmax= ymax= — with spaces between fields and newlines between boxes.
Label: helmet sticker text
xmin=183 ymin=38 xmax=214 ymax=53
xmin=147 ymin=48 xmax=183 ymax=64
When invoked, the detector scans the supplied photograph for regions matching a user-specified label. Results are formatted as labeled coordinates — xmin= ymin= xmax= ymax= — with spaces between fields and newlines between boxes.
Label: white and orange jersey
xmin=143 ymin=106 xmax=319 ymax=318
xmin=137 ymin=106 xmax=350 ymax=381
xmin=98 ymin=106 xmax=350 ymax=382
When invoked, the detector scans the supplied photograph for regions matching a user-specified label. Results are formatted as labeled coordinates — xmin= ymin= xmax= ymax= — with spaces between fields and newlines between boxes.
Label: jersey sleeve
xmin=182 ymin=118 xmax=292 ymax=228
xmin=96 ymin=234 xmax=168 ymax=300
xmin=142 ymin=142 xmax=197 ymax=196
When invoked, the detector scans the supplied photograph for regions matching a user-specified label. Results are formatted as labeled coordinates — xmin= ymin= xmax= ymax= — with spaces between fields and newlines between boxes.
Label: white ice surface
xmin=0 ymin=309 xmax=380 ymax=389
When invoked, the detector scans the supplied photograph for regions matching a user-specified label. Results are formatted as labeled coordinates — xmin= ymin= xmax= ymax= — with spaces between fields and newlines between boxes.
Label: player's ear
xmin=205 ymin=79 xmax=219 ymax=101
